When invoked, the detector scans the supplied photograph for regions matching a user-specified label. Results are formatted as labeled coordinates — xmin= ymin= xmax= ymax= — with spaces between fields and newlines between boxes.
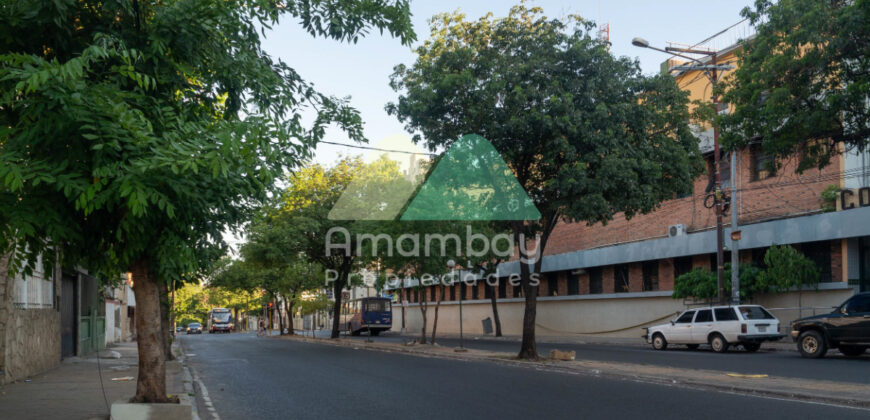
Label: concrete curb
xmin=277 ymin=335 xmax=870 ymax=410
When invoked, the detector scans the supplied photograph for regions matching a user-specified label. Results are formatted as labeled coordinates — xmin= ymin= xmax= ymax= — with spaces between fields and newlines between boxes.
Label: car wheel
xmin=371 ymin=329 xmax=380 ymax=336
xmin=838 ymin=345 xmax=867 ymax=357
xmin=709 ymin=334 xmax=729 ymax=353
xmin=743 ymin=343 xmax=761 ymax=352
xmin=686 ymin=344 xmax=700 ymax=350
xmin=797 ymin=330 xmax=827 ymax=358
xmin=651 ymin=333 xmax=668 ymax=350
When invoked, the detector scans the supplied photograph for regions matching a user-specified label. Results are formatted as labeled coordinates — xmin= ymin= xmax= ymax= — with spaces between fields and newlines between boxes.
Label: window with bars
xmin=752 ymin=145 xmax=775 ymax=181
xmin=614 ymin=264 xmax=630 ymax=293
xmin=12 ymin=255 xmax=55 ymax=309
xmin=589 ymin=268 xmax=603 ymax=294
xmin=674 ymin=256 xmax=693 ymax=279
xmin=642 ymin=261 xmax=659 ymax=292
xmin=567 ymin=273 xmax=580 ymax=295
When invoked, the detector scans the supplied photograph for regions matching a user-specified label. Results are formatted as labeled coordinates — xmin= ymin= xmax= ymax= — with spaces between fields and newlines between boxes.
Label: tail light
xmin=741 ymin=324 xmax=747 ymax=333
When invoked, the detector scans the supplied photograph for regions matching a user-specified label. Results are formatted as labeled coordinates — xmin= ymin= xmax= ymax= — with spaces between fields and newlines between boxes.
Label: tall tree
xmin=0 ymin=0 xmax=413 ymax=401
xmin=718 ymin=0 xmax=870 ymax=171
xmin=388 ymin=5 xmax=702 ymax=358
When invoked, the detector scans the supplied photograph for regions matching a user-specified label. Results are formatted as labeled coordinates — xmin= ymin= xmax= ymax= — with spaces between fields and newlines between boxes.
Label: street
xmin=332 ymin=332 xmax=870 ymax=385
xmin=179 ymin=332 xmax=869 ymax=420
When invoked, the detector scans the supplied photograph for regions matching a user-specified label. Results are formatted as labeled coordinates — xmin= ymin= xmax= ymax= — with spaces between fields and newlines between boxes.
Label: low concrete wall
xmin=393 ymin=286 xmax=857 ymax=339
xmin=2 ymin=308 xmax=61 ymax=383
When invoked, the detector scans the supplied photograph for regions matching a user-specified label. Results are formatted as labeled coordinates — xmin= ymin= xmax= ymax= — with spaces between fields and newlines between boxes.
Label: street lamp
xmin=447 ymin=259 xmax=466 ymax=352
xmin=633 ymin=36 xmax=735 ymax=304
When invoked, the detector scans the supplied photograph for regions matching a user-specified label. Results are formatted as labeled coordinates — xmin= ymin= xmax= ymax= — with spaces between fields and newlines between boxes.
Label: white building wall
xmin=394 ymin=287 xmax=856 ymax=339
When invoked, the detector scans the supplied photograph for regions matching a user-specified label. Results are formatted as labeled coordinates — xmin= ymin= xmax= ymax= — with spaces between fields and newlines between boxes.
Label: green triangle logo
xmin=400 ymin=134 xmax=541 ymax=221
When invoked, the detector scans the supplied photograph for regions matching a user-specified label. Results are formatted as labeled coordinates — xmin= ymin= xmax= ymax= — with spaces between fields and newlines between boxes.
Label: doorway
xmin=60 ymin=273 xmax=77 ymax=358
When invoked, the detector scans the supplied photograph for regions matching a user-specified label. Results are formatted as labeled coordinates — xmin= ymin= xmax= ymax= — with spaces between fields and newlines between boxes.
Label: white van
xmin=644 ymin=305 xmax=785 ymax=352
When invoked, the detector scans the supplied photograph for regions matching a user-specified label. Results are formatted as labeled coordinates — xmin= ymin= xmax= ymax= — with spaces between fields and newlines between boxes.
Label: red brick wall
xmin=603 ymin=266 xmax=615 ymax=293
xmin=578 ymin=272 xmax=590 ymax=295
xmin=628 ymin=263 xmax=643 ymax=293
xmin=544 ymin=148 xmax=840 ymax=257
xmin=659 ymin=259 xmax=675 ymax=291
xmin=830 ymin=240 xmax=843 ymax=283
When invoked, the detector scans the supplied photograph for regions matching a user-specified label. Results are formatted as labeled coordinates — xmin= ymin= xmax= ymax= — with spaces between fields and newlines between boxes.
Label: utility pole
xmin=730 ymin=150 xmax=740 ymax=304
xmin=631 ymin=37 xmax=734 ymax=304
xmin=710 ymin=51 xmax=726 ymax=304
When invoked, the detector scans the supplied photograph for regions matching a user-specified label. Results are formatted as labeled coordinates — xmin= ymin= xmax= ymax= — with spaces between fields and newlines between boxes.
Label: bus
xmin=340 ymin=297 xmax=392 ymax=336
xmin=207 ymin=308 xmax=233 ymax=333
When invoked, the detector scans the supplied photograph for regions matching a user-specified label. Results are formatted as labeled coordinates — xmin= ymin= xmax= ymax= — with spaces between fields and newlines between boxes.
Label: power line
xmin=318 ymin=140 xmax=436 ymax=156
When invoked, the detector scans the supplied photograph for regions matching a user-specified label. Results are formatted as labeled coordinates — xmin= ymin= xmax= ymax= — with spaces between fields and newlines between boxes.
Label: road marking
xmin=187 ymin=359 xmax=221 ymax=420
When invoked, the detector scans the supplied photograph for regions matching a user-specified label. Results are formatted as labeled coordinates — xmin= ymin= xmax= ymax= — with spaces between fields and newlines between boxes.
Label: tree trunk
xmin=286 ymin=298 xmax=295 ymax=335
xmin=275 ymin=296 xmax=285 ymax=335
xmin=489 ymin=284 xmax=503 ymax=337
xmin=131 ymin=257 xmax=169 ymax=403
xmin=419 ymin=288 xmax=427 ymax=344
xmin=431 ymin=285 xmax=444 ymax=344
xmin=330 ymin=269 xmax=349 ymax=339
xmin=515 ymin=216 xmax=556 ymax=360
xmin=158 ymin=281 xmax=174 ymax=362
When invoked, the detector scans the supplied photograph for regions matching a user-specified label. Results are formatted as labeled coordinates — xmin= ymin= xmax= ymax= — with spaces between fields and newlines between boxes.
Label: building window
xmin=642 ymin=261 xmax=659 ymax=291
xmin=751 ymin=145 xmax=775 ymax=181
xmin=674 ymin=256 xmax=693 ymax=279
xmin=567 ymin=273 xmax=580 ymax=296
xmin=546 ymin=274 xmax=559 ymax=296
xmin=450 ymin=284 xmax=456 ymax=301
xmin=614 ymin=264 xmax=630 ymax=293
xmin=752 ymin=247 xmax=769 ymax=269
xmin=484 ymin=283 xmax=492 ymax=299
xmin=513 ymin=284 xmax=523 ymax=298
xmin=413 ymin=289 xmax=419 ymax=303
xmin=498 ymin=279 xmax=507 ymax=299
xmin=460 ymin=283 xmax=467 ymax=300
xmin=802 ymin=241 xmax=833 ymax=283
xmin=589 ymin=268 xmax=603 ymax=294
xmin=472 ymin=282 xmax=479 ymax=300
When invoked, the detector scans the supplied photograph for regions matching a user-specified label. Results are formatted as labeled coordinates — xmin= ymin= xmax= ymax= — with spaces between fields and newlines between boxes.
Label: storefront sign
xmin=839 ymin=187 xmax=870 ymax=210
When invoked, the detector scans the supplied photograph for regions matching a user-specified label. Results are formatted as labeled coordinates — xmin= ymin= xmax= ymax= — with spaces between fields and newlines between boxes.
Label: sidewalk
xmin=0 ymin=341 xmax=189 ymax=420
xmin=279 ymin=334 xmax=870 ymax=409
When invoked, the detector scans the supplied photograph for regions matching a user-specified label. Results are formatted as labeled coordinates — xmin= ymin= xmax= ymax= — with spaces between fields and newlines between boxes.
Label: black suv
xmin=791 ymin=292 xmax=870 ymax=358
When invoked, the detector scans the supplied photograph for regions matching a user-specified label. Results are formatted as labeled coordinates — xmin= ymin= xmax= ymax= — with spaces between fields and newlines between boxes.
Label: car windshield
xmin=738 ymin=306 xmax=774 ymax=320
xmin=189 ymin=323 xmax=200 ymax=328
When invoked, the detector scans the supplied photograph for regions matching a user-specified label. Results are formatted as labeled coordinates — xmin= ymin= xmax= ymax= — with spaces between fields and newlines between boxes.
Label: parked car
xmin=175 ymin=326 xmax=185 ymax=333
xmin=644 ymin=305 xmax=785 ymax=352
xmin=791 ymin=292 xmax=870 ymax=358
xmin=186 ymin=322 xmax=203 ymax=334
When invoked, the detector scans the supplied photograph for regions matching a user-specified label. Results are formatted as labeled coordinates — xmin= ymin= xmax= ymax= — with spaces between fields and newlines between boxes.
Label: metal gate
xmin=60 ymin=274 xmax=77 ymax=358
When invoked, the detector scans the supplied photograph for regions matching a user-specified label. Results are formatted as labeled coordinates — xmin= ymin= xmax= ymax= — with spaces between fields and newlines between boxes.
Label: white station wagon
xmin=644 ymin=305 xmax=785 ymax=352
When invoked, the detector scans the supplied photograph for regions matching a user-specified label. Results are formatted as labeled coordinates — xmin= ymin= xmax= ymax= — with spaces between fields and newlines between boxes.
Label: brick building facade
xmin=391 ymin=26 xmax=870 ymax=338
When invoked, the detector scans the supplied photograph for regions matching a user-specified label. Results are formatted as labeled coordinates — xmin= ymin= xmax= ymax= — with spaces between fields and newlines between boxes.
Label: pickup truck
xmin=791 ymin=292 xmax=870 ymax=358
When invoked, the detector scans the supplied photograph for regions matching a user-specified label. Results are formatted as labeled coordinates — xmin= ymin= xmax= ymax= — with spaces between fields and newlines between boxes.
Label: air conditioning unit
xmin=668 ymin=224 xmax=686 ymax=238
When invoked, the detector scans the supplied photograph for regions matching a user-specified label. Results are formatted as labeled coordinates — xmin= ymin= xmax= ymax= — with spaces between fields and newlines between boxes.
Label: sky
xmin=259 ymin=0 xmax=757 ymax=166
xmin=226 ymin=0 xmax=756 ymax=252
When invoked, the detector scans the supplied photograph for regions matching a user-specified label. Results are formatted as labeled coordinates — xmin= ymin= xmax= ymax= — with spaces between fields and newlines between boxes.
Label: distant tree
xmin=760 ymin=244 xmax=820 ymax=313
xmin=718 ymin=0 xmax=870 ymax=171
xmin=280 ymin=157 xmax=373 ymax=339
xmin=388 ymin=5 xmax=702 ymax=358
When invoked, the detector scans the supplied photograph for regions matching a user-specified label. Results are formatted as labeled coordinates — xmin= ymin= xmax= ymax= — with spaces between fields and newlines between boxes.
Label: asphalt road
xmin=301 ymin=330 xmax=870 ymax=385
xmin=179 ymin=332 xmax=869 ymax=420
